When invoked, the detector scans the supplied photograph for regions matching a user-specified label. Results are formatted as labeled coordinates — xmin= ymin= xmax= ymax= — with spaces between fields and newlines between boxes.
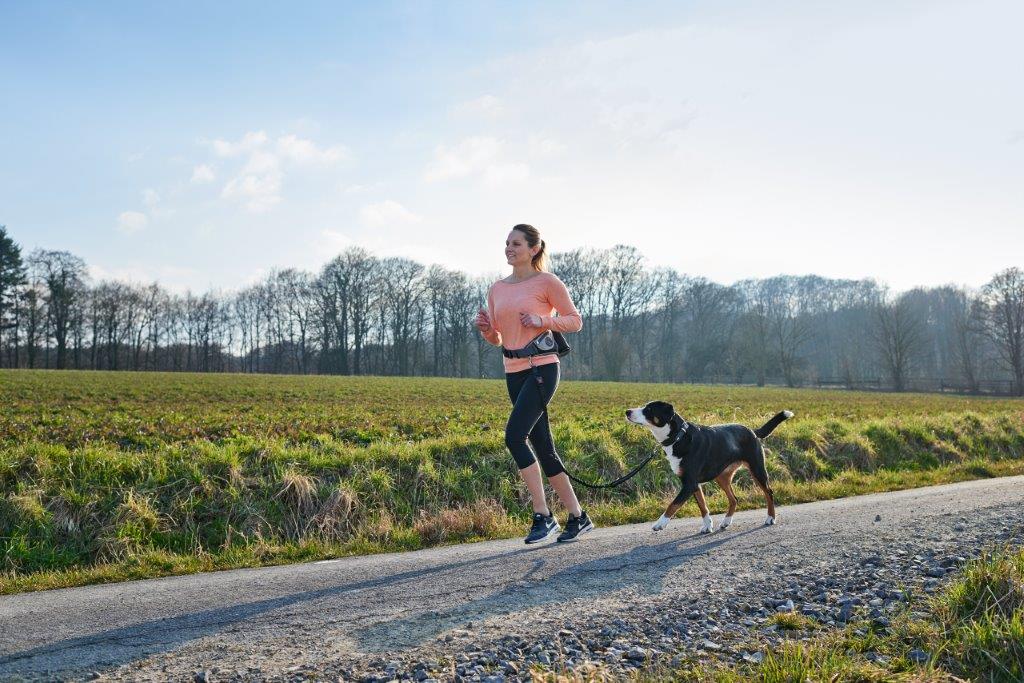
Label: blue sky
xmin=2 ymin=0 xmax=1021 ymax=293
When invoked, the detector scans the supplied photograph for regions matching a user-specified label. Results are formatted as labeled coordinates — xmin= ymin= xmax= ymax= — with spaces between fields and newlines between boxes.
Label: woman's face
xmin=505 ymin=230 xmax=537 ymax=266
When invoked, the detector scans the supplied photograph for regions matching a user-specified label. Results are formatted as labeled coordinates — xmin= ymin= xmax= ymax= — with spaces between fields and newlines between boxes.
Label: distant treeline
xmin=1 ymin=225 xmax=1022 ymax=394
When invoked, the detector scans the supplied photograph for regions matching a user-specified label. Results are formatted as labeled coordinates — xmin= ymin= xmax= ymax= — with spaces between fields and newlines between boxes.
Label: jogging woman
xmin=474 ymin=224 xmax=594 ymax=544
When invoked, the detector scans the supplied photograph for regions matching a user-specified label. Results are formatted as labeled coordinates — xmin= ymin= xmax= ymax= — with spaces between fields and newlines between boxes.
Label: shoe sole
xmin=556 ymin=522 xmax=595 ymax=543
xmin=524 ymin=525 xmax=561 ymax=544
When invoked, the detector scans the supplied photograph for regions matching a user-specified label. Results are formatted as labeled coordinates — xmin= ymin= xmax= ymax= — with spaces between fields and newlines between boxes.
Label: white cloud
xmin=191 ymin=164 xmax=215 ymax=183
xmin=208 ymin=130 xmax=268 ymax=158
xmin=206 ymin=130 xmax=349 ymax=212
xmin=221 ymin=149 xmax=282 ymax=211
xmin=142 ymin=188 xmax=160 ymax=207
xmin=241 ymin=150 xmax=280 ymax=175
xmin=425 ymin=136 xmax=502 ymax=181
xmin=221 ymin=172 xmax=282 ymax=212
xmin=360 ymin=200 xmax=422 ymax=227
xmin=424 ymin=136 xmax=533 ymax=186
xmin=424 ymin=136 xmax=533 ymax=187
xmin=117 ymin=211 xmax=148 ymax=234
xmin=276 ymin=134 xmax=349 ymax=165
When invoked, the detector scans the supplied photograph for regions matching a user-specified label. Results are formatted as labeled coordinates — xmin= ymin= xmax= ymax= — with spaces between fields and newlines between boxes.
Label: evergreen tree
xmin=0 ymin=226 xmax=27 ymax=366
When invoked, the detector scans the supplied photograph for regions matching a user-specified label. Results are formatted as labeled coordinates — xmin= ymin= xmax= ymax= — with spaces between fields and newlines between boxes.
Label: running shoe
xmin=524 ymin=511 xmax=560 ymax=544
xmin=556 ymin=510 xmax=595 ymax=542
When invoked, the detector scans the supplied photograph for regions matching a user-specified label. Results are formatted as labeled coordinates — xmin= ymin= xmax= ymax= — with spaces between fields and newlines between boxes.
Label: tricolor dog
xmin=625 ymin=402 xmax=793 ymax=534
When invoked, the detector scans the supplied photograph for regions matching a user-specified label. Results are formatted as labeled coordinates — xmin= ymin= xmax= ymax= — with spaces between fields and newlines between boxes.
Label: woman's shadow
xmin=0 ymin=525 xmax=759 ymax=676
xmin=349 ymin=525 xmax=761 ymax=652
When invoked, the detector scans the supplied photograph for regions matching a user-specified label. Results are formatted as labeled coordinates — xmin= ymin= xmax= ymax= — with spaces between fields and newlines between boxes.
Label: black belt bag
xmin=502 ymin=329 xmax=571 ymax=359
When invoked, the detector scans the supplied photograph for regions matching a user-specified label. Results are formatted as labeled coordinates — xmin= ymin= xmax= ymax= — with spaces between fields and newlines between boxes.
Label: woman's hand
xmin=519 ymin=312 xmax=543 ymax=329
xmin=474 ymin=308 xmax=492 ymax=332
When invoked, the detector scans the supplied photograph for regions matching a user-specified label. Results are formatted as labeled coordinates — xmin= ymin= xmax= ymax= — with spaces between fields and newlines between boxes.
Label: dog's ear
xmin=648 ymin=401 xmax=675 ymax=427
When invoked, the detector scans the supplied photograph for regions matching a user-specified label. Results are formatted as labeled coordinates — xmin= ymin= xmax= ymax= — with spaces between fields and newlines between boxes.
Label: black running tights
xmin=504 ymin=363 xmax=565 ymax=477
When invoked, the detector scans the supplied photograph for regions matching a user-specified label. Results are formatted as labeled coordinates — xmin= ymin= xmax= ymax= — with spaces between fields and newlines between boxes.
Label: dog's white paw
xmin=699 ymin=514 xmax=715 ymax=534
xmin=763 ymin=515 xmax=776 ymax=527
xmin=720 ymin=515 xmax=733 ymax=529
xmin=652 ymin=514 xmax=671 ymax=531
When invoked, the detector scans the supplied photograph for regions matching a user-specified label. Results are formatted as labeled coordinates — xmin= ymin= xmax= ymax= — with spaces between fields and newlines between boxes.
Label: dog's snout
xmin=624 ymin=410 xmax=630 ymax=417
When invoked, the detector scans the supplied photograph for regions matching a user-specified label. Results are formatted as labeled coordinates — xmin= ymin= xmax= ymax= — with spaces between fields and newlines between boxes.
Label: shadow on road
xmin=0 ymin=525 xmax=761 ymax=676
xmin=351 ymin=525 xmax=761 ymax=652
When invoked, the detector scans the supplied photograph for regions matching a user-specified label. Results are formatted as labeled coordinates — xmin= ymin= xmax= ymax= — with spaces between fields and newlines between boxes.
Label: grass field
xmin=2 ymin=369 xmax=1023 ymax=594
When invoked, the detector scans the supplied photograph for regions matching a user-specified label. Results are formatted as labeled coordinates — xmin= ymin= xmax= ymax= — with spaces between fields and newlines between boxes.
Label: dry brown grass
xmin=310 ymin=484 xmax=358 ymax=541
xmin=413 ymin=498 xmax=507 ymax=544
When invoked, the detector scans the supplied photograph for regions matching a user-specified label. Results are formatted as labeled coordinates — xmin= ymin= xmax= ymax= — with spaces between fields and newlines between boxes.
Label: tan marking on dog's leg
xmin=753 ymin=476 xmax=776 ymax=520
xmin=716 ymin=471 xmax=738 ymax=518
xmin=693 ymin=485 xmax=709 ymax=517
xmin=693 ymin=485 xmax=714 ymax=533
xmin=663 ymin=499 xmax=685 ymax=518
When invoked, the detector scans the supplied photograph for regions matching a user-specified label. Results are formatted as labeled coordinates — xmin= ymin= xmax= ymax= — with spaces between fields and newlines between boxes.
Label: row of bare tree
xmin=2 ymin=227 xmax=1022 ymax=394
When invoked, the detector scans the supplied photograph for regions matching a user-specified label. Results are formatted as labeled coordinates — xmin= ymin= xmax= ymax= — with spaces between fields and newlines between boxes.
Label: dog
xmin=625 ymin=402 xmax=793 ymax=534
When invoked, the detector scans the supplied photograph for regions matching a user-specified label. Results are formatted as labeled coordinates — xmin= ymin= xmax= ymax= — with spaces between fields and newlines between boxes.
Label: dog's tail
xmin=754 ymin=410 xmax=794 ymax=439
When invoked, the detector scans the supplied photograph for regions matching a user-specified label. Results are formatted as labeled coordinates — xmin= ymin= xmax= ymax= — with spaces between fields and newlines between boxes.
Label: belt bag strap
xmin=502 ymin=330 xmax=570 ymax=359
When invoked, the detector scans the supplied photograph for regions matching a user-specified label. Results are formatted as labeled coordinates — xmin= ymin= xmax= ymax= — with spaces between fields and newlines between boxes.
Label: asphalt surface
xmin=1 ymin=476 xmax=1022 ymax=681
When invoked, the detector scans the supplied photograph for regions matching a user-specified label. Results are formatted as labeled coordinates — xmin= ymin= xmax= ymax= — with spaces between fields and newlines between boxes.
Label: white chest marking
xmin=663 ymin=445 xmax=683 ymax=477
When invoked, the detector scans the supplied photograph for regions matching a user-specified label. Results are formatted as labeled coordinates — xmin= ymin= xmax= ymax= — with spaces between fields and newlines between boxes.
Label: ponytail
xmin=532 ymin=239 xmax=549 ymax=272
xmin=512 ymin=224 xmax=549 ymax=272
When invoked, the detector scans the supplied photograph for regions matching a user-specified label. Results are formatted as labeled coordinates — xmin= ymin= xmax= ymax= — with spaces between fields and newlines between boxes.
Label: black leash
xmin=563 ymin=452 xmax=659 ymax=489
xmin=529 ymin=361 xmax=672 ymax=490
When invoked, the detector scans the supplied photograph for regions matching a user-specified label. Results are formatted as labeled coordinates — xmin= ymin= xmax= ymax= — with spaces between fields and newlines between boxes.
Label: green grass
xmin=765 ymin=611 xmax=821 ymax=632
xmin=2 ymin=369 xmax=1023 ymax=594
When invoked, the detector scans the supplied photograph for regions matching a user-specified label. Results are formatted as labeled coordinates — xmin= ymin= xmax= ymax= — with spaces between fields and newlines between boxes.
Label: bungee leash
xmin=562 ymin=452 xmax=659 ymax=489
xmin=528 ymin=359 xmax=676 ymax=490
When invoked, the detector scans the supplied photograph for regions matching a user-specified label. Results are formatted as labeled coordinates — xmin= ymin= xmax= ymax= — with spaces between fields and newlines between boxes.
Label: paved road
xmin=1 ymin=476 xmax=1022 ymax=681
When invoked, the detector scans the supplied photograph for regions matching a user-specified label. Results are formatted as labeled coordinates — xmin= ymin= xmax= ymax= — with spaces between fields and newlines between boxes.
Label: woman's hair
xmin=512 ymin=223 xmax=548 ymax=272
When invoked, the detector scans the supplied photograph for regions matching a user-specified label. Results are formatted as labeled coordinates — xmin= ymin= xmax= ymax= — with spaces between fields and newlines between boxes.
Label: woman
xmin=474 ymin=224 xmax=593 ymax=544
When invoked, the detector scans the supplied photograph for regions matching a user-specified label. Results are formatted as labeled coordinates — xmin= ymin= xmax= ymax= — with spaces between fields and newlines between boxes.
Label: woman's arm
xmin=540 ymin=275 xmax=583 ymax=333
xmin=479 ymin=288 xmax=503 ymax=346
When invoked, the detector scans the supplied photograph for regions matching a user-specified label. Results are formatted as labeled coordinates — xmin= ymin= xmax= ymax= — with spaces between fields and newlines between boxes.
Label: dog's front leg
xmin=653 ymin=479 xmax=698 ymax=531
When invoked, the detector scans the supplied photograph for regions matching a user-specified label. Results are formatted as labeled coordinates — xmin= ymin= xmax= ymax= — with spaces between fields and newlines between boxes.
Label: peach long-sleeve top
xmin=481 ymin=271 xmax=583 ymax=373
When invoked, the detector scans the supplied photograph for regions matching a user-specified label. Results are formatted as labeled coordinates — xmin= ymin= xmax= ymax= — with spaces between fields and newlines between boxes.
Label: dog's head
xmin=625 ymin=401 xmax=680 ymax=437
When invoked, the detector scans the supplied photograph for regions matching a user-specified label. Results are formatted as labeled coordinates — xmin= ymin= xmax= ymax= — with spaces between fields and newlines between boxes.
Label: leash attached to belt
xmin=527 ymin=355 xmax=663 ymax=490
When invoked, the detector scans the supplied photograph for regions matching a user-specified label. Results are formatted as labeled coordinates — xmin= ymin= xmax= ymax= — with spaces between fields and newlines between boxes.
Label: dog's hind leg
xmin=747 ymin=448 xmax=777 ymax=525
xmin=652 ymin=479 xmax=699 ymax=531
xmin=693 ymin=484 xmax=714 ymax=534
xmin=716 ymin=468 xmax=739 ymax=529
